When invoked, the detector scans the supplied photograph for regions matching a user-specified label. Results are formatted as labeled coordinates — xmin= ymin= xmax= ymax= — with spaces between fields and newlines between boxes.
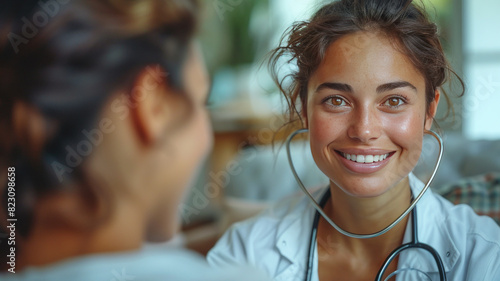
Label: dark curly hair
xmin=269 ymin=0 xmax=463 ymax=128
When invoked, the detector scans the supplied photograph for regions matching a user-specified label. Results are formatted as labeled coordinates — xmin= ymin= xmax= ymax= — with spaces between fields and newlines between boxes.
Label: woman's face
xmin=306 ymin=31 xmax=438 ymax=197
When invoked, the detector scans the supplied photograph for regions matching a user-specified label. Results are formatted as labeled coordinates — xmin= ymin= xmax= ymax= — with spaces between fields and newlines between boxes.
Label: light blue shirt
xmin=208 ymin=174 xmax=500 ymax=280
xmin=1 ymin=247 xmax=272 ymax=281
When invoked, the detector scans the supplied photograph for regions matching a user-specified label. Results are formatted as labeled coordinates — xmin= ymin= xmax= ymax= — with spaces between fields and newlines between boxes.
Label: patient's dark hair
xmin=269 ymin=0 xmax=463 ymax=127
xmin=0 ymin=0 xmax=199 ymax=240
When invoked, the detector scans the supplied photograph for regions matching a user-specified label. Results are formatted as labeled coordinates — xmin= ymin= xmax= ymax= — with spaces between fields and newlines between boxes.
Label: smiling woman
xmin=207 ymin=0 xmax=500 ymax=280
xmin=307 ymin=31 xmax=435 ymax=198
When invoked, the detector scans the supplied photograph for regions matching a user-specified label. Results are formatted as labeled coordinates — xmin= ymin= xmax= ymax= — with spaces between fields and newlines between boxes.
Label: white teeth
xmin=341 ymin=152 xmax=390 ymax=163
xmin=365 ymin=155 xmax=374 ymax=163
xmin=356 ymin=155 xmax=365 ymax=163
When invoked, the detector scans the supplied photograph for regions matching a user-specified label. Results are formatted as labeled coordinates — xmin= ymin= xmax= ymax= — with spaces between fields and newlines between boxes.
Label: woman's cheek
xmin=309 ymin=110 xmax=344 ymax=140
xmin=308 ymin=111 xmax=348 ymax=172
xmin=383 ymin=112 xmax=424 ymax=166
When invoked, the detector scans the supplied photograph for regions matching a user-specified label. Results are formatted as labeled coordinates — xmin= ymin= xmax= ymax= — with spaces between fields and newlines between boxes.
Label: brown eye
xmin=385 ymin=97 xmax=404 ymax=107
xmin=329 ymin=97 xmax=345 ymax=106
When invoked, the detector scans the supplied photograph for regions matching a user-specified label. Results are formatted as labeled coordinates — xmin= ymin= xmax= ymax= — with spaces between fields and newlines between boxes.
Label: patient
xmin=0 ymin=0 xmax=270 ymax=280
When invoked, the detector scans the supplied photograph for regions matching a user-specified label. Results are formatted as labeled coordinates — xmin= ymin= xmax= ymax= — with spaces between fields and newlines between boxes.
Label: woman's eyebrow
xmin=315 ymin=82 xmax=352 ymax=93
xmin=376 ymin=81 xmax=417 ymax=94
xmin=315 ymin=81 xmax=417 ymax=94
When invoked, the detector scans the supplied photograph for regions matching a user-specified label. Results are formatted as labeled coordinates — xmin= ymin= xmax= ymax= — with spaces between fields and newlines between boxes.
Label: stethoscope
xmin=285 ymin=129 xmax=447 ymax=281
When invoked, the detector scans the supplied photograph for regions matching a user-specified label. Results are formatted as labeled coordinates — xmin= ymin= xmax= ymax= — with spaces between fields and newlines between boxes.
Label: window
xmin=463 ymin=0 xmax=500 ymax=140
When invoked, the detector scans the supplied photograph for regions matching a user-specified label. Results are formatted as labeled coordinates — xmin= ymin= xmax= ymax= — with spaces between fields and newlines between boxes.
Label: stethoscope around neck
xmin=285 ymin=128 xmax=447 ymax=281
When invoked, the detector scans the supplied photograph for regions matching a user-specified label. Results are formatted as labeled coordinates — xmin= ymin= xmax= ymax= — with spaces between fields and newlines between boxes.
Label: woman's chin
xmin=339 ymin=186 xmax=389 ymax=198
xmin=331 ymin=177 xmax=402 ymax=198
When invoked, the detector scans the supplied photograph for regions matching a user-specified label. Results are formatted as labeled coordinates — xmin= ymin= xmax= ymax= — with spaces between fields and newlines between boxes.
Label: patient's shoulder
xmin=2 ymin=248 xmax=271 ymax=281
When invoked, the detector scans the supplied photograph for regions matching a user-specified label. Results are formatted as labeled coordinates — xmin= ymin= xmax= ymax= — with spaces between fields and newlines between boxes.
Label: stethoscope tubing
xmin=288 ymin=128 xmax=447 ymax=281
xmin=306 ymin=190 xmax=447 ymax=281
xmin=374 ymin=205 xmax=447 ymax=281
xmin=286 ymin=128 xmax=444 ymax=239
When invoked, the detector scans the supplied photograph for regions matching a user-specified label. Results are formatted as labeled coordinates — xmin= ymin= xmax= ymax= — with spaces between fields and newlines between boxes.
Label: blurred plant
xmin=200 ymin=0 xmax=270 ymax=74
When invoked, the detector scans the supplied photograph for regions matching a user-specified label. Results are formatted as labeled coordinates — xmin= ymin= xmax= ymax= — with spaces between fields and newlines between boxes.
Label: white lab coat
xmin=208 ymin=173 xmax=500 ymax=281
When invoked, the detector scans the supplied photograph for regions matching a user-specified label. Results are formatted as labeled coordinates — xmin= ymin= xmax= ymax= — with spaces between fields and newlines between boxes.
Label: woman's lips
xmin=335 ymin=150 xmax=395 ymax=174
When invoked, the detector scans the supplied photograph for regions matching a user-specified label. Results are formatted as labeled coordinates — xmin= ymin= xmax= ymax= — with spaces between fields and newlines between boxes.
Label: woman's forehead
xmin=309 ymin=31 xmax=425 ymax=92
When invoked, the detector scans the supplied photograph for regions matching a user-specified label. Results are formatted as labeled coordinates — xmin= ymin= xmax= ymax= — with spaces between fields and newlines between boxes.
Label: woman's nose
xmin=347 ymin=107 xmax=382 ymax=143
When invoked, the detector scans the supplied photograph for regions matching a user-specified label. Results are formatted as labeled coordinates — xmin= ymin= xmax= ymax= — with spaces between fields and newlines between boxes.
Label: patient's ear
xmin=425 ymin=89 xmax=440 ymax=130
xmin=12 ymin=102 xmax=46 ymax=159
xmin=129 ymin=65 xmax=185 ymax=145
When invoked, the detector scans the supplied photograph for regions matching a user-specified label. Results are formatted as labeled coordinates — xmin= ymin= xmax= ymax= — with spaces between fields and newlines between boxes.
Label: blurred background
xmin=169 ymin=0 xmax=500 ymax=255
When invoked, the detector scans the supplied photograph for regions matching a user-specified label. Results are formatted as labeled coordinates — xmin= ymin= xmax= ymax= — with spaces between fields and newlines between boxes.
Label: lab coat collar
xmin=273 ymin=174 xmax=460 ymax=278
xmin=399 ymin=173 xmax=460 ymax=273
xmin=274 ymin=188 xmax=322 ymax=280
